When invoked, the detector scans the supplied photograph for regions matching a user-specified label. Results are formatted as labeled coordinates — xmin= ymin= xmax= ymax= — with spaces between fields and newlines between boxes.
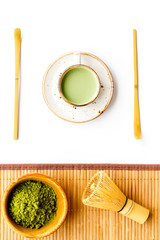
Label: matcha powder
xmin=8 ymin=180 xmax=57 ymax=229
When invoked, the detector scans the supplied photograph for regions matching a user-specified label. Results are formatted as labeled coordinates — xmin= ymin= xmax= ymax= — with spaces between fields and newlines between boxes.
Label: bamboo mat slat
xmin=0 ymin=164 xmax=160 ymax=240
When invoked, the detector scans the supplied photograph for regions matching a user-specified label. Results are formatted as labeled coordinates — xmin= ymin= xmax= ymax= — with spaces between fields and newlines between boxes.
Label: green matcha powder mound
xmin=8 ymin=180 xmax=57 ymax=229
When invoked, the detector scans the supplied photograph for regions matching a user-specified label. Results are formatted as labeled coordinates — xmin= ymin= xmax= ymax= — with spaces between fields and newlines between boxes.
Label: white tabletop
xmin=0 ymin=0 xmax=159 ymax=164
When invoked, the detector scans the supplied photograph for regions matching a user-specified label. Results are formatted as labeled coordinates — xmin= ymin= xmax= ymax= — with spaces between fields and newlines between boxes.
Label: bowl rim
xmin=2 ymin=173 xmax=68 ymax=238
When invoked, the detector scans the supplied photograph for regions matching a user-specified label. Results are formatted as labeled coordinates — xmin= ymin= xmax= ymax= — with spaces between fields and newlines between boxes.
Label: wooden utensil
xmin=2 ymin=173 xmax=68 ymax=238
xmin=14 ymin=28 xmax=21 ymax=140
xmin=133 ymin=29 xmax=141 ymax=139
xmin=82 ymin=171 xmax=149 ymax=224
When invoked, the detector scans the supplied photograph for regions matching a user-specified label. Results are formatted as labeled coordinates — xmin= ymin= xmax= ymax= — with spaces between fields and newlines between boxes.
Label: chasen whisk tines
xmin=82 ymin=171 xmax=126 ymax=211
xmin=82 ymin=171 xmax=149 ymax=224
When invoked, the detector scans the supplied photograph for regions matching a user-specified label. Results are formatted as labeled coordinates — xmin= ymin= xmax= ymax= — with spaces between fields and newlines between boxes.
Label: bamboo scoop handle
xmin=133 ymin=29 xmax=141 ymax=139
xmin=14 ymin=28 xmax=21 ymax=140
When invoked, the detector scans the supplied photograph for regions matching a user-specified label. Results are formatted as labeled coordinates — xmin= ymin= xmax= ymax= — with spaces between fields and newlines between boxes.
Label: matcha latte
xmin=60 ymin=65 xmax=100 ymax=106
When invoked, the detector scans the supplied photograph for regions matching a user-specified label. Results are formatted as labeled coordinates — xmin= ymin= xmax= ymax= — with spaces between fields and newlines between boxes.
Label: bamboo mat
xmin=0 ymin=164 xmax=160 ymax=240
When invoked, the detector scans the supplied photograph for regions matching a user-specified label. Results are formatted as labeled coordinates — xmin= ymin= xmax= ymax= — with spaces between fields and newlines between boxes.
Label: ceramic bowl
xmin=2 ymin=173 xmax=68 ymax=238
xmin=58 ymin=64 xmax=101 ymax=106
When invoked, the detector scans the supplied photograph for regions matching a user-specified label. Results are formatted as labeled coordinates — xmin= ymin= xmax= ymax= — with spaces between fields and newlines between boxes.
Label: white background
xmin=0 ymin=0 xmax=160 ymax=164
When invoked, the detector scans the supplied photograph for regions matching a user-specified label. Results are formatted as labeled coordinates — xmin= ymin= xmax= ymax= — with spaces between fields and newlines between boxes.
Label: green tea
xmin=8 ymin=181 xmax=57 ymax=229
xmin=60 ymin=66 xmax=99 ymax=105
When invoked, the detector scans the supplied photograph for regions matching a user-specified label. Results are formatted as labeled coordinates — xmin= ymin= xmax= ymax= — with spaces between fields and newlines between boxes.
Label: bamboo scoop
xmin=133 ymin=29 xmax=141 ymax=139
xmin=14 ymin=28 xmax=21 ymax=140
xmin=82 ymin=171 xmax=149 ymax=224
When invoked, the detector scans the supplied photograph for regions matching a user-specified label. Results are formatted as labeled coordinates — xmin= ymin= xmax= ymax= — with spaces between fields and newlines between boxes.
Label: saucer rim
xmin=42 ymin=52 xmax=114 ymax=123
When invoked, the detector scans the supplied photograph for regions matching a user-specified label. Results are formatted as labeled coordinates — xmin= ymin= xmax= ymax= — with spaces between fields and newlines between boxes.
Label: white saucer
xmin=43 ymin=52 xmax=114 ymax=123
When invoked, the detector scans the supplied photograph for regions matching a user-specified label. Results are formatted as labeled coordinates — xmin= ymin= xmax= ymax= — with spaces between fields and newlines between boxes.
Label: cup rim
xmin=58 ymin=64 xmax=101 ymax=107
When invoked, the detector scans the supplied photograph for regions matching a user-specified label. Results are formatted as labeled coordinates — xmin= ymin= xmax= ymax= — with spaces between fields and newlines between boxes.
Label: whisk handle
xmin=119 ymin=199 xmax=149 ymax=224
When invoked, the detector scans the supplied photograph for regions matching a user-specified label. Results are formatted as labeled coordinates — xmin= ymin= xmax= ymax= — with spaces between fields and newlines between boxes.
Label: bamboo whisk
xmin=82 ymin=171 xmax=149 ymax=224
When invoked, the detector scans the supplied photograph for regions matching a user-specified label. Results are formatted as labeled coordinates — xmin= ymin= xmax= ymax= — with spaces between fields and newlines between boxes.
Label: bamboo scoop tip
xmin=14 ymin=134 xmax=18 ymax=140
xmin=14 ymin=28 xmax=21 ymax=38
xmin=134 ymin=125 xmax=141 ymax=139
xmin=134 ymin=133 xmax=141 ymax=140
